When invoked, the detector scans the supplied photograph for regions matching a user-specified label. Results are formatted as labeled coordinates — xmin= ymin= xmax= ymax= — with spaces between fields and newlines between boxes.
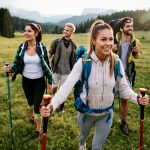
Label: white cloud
xmin=0 ymin=0 xmax=150 ymax=15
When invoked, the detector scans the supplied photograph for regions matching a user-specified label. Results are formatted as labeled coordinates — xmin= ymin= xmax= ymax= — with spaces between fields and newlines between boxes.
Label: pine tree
xmin=0 ymin=8 xmax=14 ymax=38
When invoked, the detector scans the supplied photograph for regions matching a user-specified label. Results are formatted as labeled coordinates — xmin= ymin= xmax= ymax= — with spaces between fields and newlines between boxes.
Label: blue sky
xmin=1 ymin=0 xmax=150 ymax=15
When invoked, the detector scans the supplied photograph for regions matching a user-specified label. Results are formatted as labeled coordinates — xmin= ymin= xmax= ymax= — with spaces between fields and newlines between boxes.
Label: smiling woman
xmin=24 ymin=23 xmax=42 ymax=44
xmin=0 ymin=28 xmax=150 ymax=149
xmin=3 ymin=23 xmax=53 ymax=140
xmin=40 ymin=19 xmax=149 ymax=150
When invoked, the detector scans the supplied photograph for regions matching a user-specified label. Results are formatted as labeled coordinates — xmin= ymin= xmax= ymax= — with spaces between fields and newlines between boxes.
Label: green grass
xmin=0 ymin=31 xmax=150 ymax=150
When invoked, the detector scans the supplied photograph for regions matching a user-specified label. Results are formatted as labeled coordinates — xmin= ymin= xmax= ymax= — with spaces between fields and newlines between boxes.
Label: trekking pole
xmin=45 ymin=77 xmax=48 ymax=94
xmin=5 ymin=64 xmax=14 ymax=147
xmin=40 ymin=94 xmax=51 ymax=150
xmin=139 ymin=88 xmax=147 ymax=150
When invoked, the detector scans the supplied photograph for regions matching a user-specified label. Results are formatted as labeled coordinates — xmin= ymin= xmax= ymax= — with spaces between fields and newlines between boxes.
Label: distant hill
xmin=55 ymin=8 xmax=117 ymax=27
xmin=5 ymin=5 xmax=72 ymax=23
xmin=55 ymin=14 xmax=99 ymax=27
xmin=12 ymin=16 xmax=57 ymax=33
xmin=2 ymin=7 xmax=149 ymax=34
xmin=3 ymin=5 xmax=117 ymax=26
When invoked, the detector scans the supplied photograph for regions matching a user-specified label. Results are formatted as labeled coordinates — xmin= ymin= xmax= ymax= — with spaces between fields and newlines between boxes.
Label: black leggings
xmin=22 ymin=76 xmax=45 ymax=114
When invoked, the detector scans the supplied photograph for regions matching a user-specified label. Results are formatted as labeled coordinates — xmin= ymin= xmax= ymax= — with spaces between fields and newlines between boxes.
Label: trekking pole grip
xmin=41 ymin=94 xmax=52 ymax=107
xmin=41 ymin=94 xmax=52 ymax=126
xmin=139 ymin=88 xmax=146 ymax=119
xmin=40 ymin=94 xmax=51 ymax=150
xmin=139 ymin=88 xmax=147 ymax=150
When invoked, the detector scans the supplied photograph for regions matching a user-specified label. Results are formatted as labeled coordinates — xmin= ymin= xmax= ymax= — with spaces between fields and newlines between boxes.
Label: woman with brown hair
xmin=4 ymin=23 xmax=52 ymax=139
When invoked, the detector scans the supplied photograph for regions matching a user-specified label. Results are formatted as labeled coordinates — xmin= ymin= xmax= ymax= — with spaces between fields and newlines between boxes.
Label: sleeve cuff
xmin=130 ymin=93 xmax=139 ymax=104
xmin=50 ymin=100 xmax=60 ymax=112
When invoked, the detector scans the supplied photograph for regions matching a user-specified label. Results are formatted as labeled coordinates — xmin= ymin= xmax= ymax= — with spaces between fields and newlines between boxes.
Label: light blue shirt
xmin=121 ymin=41 xmax=129 ymax=70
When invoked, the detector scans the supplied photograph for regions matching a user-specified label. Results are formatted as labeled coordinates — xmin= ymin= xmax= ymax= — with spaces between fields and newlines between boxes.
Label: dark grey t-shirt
xmin=56 ymin=41 xmax=72 ymax=75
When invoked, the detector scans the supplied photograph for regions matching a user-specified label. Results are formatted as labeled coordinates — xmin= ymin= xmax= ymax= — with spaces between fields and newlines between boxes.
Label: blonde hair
xmin=65 ymin=23 xmax=76 ymax=33
xmin=89 ymin=19 xmax=116 ymax=77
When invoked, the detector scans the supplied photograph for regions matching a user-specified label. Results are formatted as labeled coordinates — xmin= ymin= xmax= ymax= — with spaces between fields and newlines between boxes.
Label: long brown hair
xmin=26 ymin=23 xmax=42 ymax=42
xmin=89 ymin=19 xmax=116 ymax=77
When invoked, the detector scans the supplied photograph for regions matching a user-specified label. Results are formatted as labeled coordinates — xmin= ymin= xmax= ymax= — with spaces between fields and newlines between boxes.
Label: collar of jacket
xmin=90 ymin=51 xmax=111 ymax=63
xmin=20 ymin=41 xmax=43 ymax=58
xmin=58 ymin=37 xmax=76 ymax=48
xmin=115 ymin=32 xmax=136 ymax=45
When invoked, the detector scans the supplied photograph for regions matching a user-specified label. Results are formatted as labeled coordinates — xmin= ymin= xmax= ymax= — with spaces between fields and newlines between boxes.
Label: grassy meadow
xmin=0 ymin=31 xmax=150 ymax=150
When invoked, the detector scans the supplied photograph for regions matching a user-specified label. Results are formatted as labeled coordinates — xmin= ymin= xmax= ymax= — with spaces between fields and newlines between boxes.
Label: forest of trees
xmin=76 ymin=9 xmax=150 ymax=33
xmin=0 ymin=8 xmax=14 ymax=38
xmin=12 ymin=17 xmax=62 ymax=34
xmin=0 ymin=8 xmax=150 ymax=37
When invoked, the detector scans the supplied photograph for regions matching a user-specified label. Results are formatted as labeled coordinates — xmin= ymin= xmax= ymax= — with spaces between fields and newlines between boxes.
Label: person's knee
xmin=34 ymin=113 xmax=42 ymax=120
xmin=121 ymin=99 xmax=128 ymax=105
xmin=48 ymin=84 xmax=53 ymax=93
xmin=53 ymin=87 xmax=58 ymax=94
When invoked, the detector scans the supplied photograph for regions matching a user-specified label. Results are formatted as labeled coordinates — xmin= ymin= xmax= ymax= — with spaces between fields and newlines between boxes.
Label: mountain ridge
xmin=4 ymin=5 xmax=117 ymax=24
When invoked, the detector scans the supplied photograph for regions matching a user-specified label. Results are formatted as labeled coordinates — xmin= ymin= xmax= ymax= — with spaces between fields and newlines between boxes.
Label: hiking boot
xmin=60 ymin=107 xmax=65 ymax=113
xmin=79 ymin=143 xmax=86 ymax=150
xmin=34 ymin=131 xmax=41 ymax=140
xmin=120 ymin=121 xmax=129 ymax=135
xmin=60 ymin=103 xmax=65 ymax=113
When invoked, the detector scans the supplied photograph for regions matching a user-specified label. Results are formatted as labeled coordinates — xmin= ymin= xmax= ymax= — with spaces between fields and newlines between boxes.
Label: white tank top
xmin=23 ymin=52 xmax=44 ymax=79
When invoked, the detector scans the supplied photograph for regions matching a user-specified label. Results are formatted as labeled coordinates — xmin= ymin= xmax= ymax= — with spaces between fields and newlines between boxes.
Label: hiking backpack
xmin=73 ymin=46 xmax=87 ymax=99
xmin=108 ymin=18 xmax=122 ymax=44
xmin=74 ymin=46 xmax=123 ymax=114
xmin=108 ymin=19 xmax=122 ymax=35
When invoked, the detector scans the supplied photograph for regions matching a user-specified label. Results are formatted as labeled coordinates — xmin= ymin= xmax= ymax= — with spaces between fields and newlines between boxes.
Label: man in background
xmin=113 ymin=17 xmax=142 ymax=135
xmin=49 ymin=23 xmax=77 ymax=113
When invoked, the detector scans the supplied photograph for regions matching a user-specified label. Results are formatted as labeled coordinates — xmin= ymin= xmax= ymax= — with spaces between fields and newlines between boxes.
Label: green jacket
xmin=115 ymin=32 xmax=142 ymax=86
xmin=11 ymin=42 xmax=53 ymax=83
xmin=116 ymin=32 xmax=142 ymax=63
xmin=49 ymin=37 xmax=77 ymax=73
